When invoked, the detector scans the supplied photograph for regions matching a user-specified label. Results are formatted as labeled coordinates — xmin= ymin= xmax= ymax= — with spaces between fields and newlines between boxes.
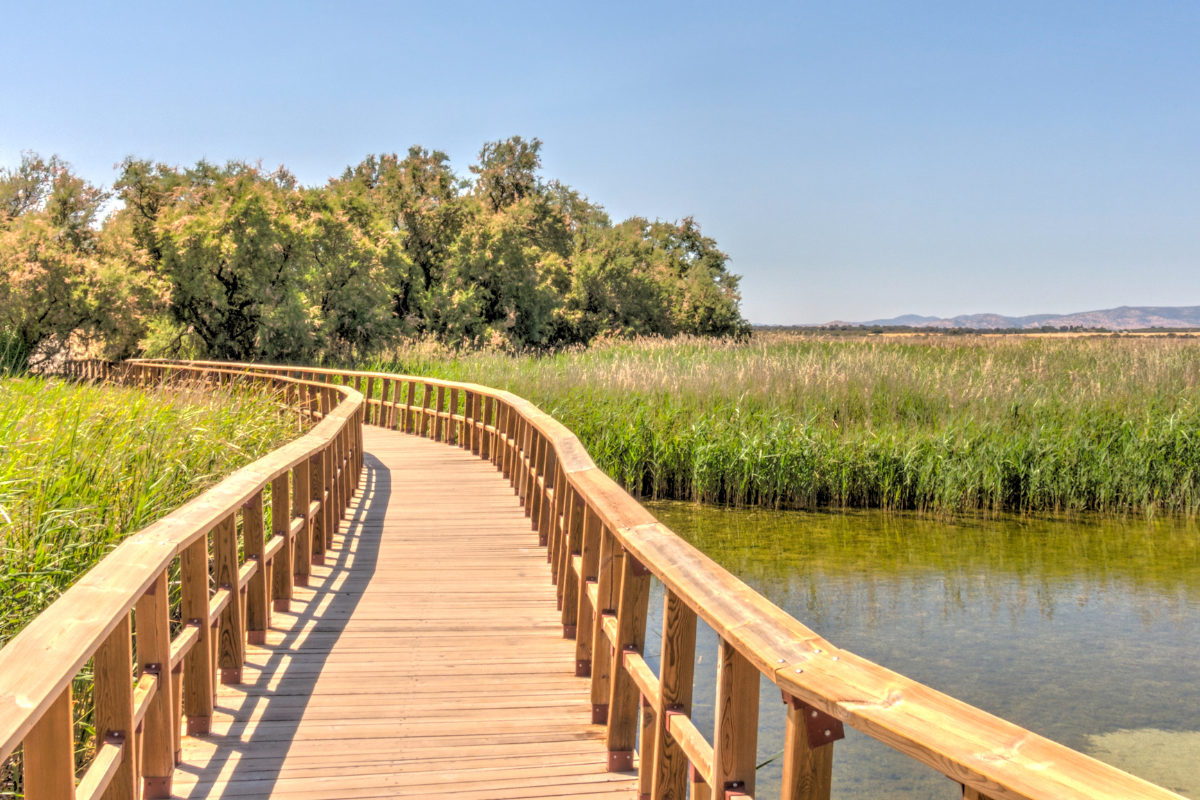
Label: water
xmin=638 ymin=503 xmax=1200 ymax=799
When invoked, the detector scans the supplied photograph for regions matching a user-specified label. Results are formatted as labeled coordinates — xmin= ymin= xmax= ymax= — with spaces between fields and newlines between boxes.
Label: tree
xmin=0 ymin=153 xmax=157 ymax=368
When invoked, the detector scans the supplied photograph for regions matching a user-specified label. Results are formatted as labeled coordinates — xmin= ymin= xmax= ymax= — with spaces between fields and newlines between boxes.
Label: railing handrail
xmin=136 ymin=358 xmax=1184 ymax=800
xmin=0 ymin=362 xmax=365 ymax=799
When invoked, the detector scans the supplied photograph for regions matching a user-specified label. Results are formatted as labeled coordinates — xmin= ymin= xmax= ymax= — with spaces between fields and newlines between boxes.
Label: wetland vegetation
xmin=367 ymin=332 xmax=1200 ymax=514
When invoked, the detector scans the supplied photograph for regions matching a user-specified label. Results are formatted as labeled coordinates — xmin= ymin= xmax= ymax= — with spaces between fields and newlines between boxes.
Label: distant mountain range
xmin=822 ymin=306 xmax=1200 ymax=330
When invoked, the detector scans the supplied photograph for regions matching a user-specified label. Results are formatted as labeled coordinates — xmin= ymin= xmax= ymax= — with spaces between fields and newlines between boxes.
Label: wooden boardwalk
xmin=174 ymin=427 xmax=638 ymax=799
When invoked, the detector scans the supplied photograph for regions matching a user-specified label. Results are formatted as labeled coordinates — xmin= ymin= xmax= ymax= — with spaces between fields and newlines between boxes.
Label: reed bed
xmin=0 ymin=376 xmax=301 ymax=792
xmin=366 ymin=333 xmax=1200 ymax=513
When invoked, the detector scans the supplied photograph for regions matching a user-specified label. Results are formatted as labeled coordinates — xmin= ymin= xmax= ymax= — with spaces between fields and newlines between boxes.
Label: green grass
xmin=362 ymin=333 xmax=1200 ymax=514
xmin=0 ymin=376 xmax=302 ymax=792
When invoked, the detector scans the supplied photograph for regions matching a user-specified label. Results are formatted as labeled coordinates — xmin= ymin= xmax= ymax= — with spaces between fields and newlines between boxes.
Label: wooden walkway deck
xmin=174 ymin=427 xmax=638 ymax=799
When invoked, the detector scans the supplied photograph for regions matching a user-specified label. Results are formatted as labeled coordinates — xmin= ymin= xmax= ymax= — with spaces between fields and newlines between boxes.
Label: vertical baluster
xmin=22 ymin=685 xmax=74 ymax=799
xmin=448 ymin=388 xmax=459 ymax=445
xmin=651 ymin=589 xmax=697 ymax=800
xmin=432 ymin=386 xmax=444 ymax=441
xmin=420 ymin=383 xmax=433 ymax=437
xmin=605 ymin=545 xmax=652 ymax=772
xmin=272 ymin=473 xmax=294 ymax=612
xmin=365 ymin=377 xmax=376 ymax=426
xmin=311 ymin=447 xmax=328 ymax=566
xmin=244 ymin=491 xmax=268 ymax=645
xmin=780 ymin=693 xmax=836 ymax=800
xmin=462 ymin=390 xmax=474 ymax=450
xmin=559 ymin=488 xmax=584 ymax=635
xmin=589 ymin=526 xmax=619 ymax=724
xmin=136 ymin=570 xmax=175 ymax=798
xmin=294 ymin=456 xmax=313 ymax=586
xmin=711 ymin=639 xmax=761 ymax=797
xmin=482 ymin=396 xmax=493 ymax=461
xmin=214 ymin=514 xmax=244 ymax=684
xmin=539 ymin=445 xmax=559 ymax=550
xmin=526 ymin=432 xmax=543 ymax=529
xmin=472 ymin=393 xmax=484 ymax=455
xmin=639 ymin=694 xmax=658 ymax=800
xmin=94 ymin=613 xmax=136 ymax=799
xmin=381 ymin=378 xmax=393 ymax=428
xmin=181 ymin=533 xmax=213 ymax=734
xmin=553 ymin=465 xmax=571 ymax=584
xmin=574 ymin=505 xmax=602 ymax=677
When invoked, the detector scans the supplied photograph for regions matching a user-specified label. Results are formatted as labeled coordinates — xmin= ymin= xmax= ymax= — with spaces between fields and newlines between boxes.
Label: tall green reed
xmin=0 ymin=376 xmax=301 ymax=792
xmin=364 ymin=334 xmax=1200 ymax=513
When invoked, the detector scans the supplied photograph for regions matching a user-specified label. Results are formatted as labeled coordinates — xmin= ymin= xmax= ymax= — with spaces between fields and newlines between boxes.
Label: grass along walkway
xmin=0 ymin=376 xmax=302 ymax=792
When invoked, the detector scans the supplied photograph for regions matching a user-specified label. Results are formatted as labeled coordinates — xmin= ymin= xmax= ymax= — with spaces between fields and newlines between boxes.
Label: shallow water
xmin=639 ymin=503 xmax=1200 ymax=799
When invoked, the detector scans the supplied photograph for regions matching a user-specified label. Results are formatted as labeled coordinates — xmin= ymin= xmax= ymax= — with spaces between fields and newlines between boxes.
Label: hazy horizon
xmin=4 ymin=1 xmax=1197 ymax=325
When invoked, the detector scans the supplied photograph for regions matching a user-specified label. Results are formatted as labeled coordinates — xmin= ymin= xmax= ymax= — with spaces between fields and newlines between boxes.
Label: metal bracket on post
xmin=606 ymin=750 xmax=634 ymax=772
xmin=724 ymin=780 xmax=749 ymax=799
xmin=781 ymin=690 xmax=845 ymax=748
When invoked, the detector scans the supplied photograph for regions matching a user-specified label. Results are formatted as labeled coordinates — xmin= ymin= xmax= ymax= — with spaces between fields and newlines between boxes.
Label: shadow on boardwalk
xmin=172 ymin=454 xmax=387 ymax=797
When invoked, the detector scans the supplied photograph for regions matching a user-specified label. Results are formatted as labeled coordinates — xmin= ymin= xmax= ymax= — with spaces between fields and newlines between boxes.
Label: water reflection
xmin=641 ymin=503 xmax=1200 ymax=799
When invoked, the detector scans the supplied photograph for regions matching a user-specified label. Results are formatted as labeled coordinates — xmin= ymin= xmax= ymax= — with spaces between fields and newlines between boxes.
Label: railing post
xmin=651 ymin=589 xmax=698 ymax=800
xmin=640 ymin=694 xmax=658 ymax=800
xmin=780 ymin=694 xmax=835 ymax=800
xmin=483 ymin=396 xmax=494 ymax=462
xmin=244 ymin=491 xmax=268 ymax=645
xmin=22 ymin=685 xmax=74 ymax=799
xmin=605 ymin=546 xmax=652 ymax=772
xmin=574 ymin=505 xmax=603 ymax=677
xmin=434 ymin=386 xmax=445 ymax=441
xmin=311 ymin=447 xmax=328 ymax=566
xmin=448 ymin=388 xmax=459 ymax=445
xmin=462 ymin=390 xmax=474 ymax=450
xmin=538 ymin=444 xmax=558 ymax=546
xmin=94 ymin=613 xmax=136 ymax=800
xmin=365 ymin=377 xmax=376 ymax=426
xmin=559 ymin=488 xmax=583 ymax=634
xmin=214 ymin=514 xmax=244 ymax=684
xmin=181 ymin=534 xmax=213 ymax=734
xmin=294 ymin=456 xmax=312 ymax=585
xmin=381 ymin=378 xmax=393 ymax=428
xmin=271 ymin=473 xmax=294 ymax=612
xmin=590 ymin=526 xmax=619 ymax=724
xmin=711 ymin=638 xmax=761 ymax=798
xmin=420 ymin=383 xmax=433 ymax=437
xmin=135 ymin=570 xmax=175 ymax=798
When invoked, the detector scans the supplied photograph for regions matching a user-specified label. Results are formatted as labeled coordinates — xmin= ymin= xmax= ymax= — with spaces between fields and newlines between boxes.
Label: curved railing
xmin=0 ymin=362 xmax=364 ymax=799
xmin=129 ymin=359 xmax=1184 ymax=800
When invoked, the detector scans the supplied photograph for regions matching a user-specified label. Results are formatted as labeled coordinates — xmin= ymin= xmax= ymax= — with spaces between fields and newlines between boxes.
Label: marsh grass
xmin=366 ymin=333 xmax=1200 ymax=513
xmin=0 ymin=376 xmax=302 ymax=792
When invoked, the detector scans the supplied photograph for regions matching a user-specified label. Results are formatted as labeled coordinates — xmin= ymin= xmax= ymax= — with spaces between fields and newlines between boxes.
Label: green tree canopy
xmin=2 ymin=138 xmax=749 ymax=367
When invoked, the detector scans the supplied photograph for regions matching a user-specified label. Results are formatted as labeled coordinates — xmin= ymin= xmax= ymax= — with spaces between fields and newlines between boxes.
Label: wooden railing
xmin=0 ymin=362 xmax=364 ymax=799
xmin=130 ymin=360 xmax=1185 ymax=800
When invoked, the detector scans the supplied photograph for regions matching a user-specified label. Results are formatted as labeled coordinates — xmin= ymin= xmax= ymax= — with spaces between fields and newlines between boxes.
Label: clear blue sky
xmin=3 ymin=1 xmax=1198 ymax=324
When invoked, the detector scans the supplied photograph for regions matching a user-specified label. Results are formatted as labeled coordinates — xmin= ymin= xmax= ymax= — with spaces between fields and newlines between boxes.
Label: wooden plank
xmin=174 ymin=427 xmax=636 ymax=800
